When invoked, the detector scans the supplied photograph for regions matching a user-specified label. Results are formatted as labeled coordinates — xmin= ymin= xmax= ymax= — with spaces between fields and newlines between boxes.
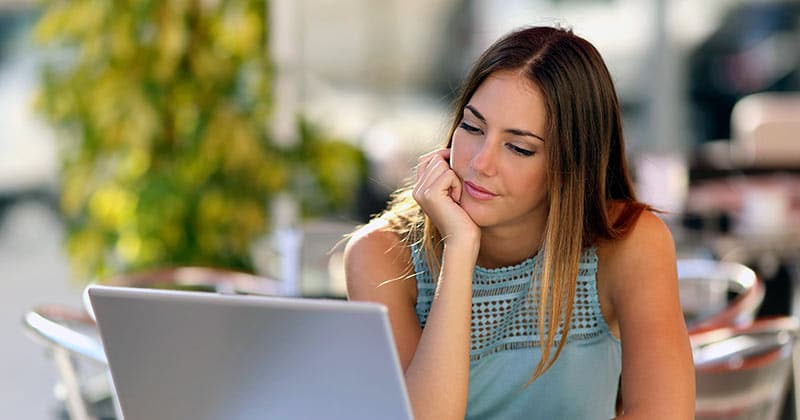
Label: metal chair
xmin=23 ymin=267 xmax=281 ymax=420
xmin=692 ymin=316 xmax=799 ymax=420
xmin=677 ymin=258 xmax=800 ymax=418
xmin=678 ymin=258 xmax=765 ymax=333
xmin=23 ymin=304 xmax=113 ymax=420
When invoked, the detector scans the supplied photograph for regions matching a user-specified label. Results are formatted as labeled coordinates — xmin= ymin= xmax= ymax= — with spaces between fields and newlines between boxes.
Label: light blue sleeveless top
xmin=412 ymin=245 xmax=621 ymax=420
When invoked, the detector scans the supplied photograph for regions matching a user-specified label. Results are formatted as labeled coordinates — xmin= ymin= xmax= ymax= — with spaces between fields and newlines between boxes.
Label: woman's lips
xmin=464 ymin=181 xmax=497 ymax=200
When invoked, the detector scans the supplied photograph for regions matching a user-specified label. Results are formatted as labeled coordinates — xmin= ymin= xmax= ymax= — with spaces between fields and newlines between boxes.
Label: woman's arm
xmin=346 ymin=149 xmax=479 ymax=420
xmin=603 ymin=210 xmax=695 ymax=419
xmin=346 ymin=223 xmax=475 ymax=420
xmin=345 ymin=222 xmax=421 ymax=371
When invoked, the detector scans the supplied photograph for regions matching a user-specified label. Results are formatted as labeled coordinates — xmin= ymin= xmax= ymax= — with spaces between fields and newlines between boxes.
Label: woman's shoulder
xmin=597 ymin=205 xmax=677 ymax=293
xmin=599 ymin=205 xmax=674 ymax=261
xmin=344 ymin=218 xmax=416 ymax=298
xmin=595 ymin=205 xmax=679 ymax=336
xmin=346 ymin=218 xmax=407 ymax=260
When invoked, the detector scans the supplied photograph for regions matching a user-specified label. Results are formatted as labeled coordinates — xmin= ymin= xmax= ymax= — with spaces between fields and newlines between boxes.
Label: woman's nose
xmin=470 ymin=140 xmax=498 ymax=176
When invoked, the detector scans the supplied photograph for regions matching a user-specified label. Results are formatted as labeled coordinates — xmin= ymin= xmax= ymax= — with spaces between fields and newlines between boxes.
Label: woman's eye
xmin=506 ymin=143 xmax=534 ymax=157
xmin=459 ymin=122 xmax=481 ymax=134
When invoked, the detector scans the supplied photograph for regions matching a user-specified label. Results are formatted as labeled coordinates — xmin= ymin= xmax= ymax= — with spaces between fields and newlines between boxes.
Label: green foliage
xmin=290 ymin=119 xmax=368 ymax=218
xmin=34 ymin=0 xmax=366 ymax=281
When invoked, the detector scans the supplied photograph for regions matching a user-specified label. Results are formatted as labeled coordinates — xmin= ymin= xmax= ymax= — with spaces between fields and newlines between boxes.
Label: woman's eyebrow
xmin=465 ymin=104 xmax=488 ymax=123
xmin=465 ymin=104 xmax=545 ymax=142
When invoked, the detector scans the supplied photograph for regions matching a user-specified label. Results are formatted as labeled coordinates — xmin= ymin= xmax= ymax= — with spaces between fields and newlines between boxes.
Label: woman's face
xmin=450 ymin=70 xmax=549 ymax=231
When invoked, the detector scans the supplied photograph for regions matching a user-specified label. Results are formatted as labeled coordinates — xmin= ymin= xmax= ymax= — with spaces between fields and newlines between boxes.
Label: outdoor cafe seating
xmin=680 ymin=258 xmax=800 ymax=420
xmin=22 ymin=254 xmax=800 ymax=420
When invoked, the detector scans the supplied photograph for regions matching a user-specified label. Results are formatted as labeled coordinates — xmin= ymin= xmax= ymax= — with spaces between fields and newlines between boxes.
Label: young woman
xmin=345 ymin=26 xmax=694 ymax=420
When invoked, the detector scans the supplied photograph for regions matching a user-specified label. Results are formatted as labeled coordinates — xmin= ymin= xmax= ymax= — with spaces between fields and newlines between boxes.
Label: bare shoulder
xmin=596 ymin=208 xmax=677 ymax=333
xmin=597 ymin=210 xmax=694 ymax=417
xmin=344 ymin=219 xmax=416 ymax=304
xmin=346 ymin=218 xmax=404 ymax=258
xmin=599 ymin=208 xmax=676 ymax=274
xmin=596 ymin=207 xmax=679 ymax=323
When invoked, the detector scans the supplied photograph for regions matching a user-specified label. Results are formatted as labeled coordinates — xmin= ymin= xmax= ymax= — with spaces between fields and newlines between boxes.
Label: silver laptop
xmin=87 ymin=285 xmax=413 ymax=420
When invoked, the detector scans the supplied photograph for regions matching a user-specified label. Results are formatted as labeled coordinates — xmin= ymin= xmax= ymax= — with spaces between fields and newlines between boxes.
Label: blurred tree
xmin=34 ymin=0 xmax=365 ymax=281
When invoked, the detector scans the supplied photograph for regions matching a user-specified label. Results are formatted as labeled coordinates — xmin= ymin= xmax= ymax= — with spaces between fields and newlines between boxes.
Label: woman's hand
xmin=407 ymin=148 xmax=477 ymax=419
xmin=412 ymin=149 xmax=480 ymax=245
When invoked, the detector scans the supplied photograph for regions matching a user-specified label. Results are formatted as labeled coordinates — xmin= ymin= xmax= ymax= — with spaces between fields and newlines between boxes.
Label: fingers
xmin=415 ymin=149 xmax=450 ymax=184
xmin=412 ymin=148 xmax=480 ymax=243
xmin=414 ymin=150 xmax=453 ymax=197
xmin=450 ymin=177 xmax=462 ymax=203
xmin=416 ymin=149 xmax=450 ymax=176
xmin=417 ymin=148 xmax=450 ymax=164
xmin=420 ymin=152 xmax=462 ymax=204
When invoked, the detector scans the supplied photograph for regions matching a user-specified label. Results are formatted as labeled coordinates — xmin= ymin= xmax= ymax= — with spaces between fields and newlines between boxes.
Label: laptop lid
xmin=87 ymin=285 xmax=413 ymax=420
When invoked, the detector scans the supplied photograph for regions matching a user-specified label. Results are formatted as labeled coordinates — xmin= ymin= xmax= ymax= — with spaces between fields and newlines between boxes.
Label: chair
xmin=691 ymin=316 xmax=799 ymax=420
xmin=677 ymin=259 xmax=800 ymax=419
xmin=23 ymin=267 xmax=281 ymax=420
xmin=83 ymin=266 xmax=282 ymax=318
xmin=23 ymin=304 xmax=113 ymax=420
xmin=678 ymin=258 xmax=765 ymax=333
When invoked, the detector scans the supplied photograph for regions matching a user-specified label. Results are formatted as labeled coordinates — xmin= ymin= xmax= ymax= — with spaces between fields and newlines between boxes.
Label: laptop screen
xmin=88 ymin=285 xmax=413 ymax=420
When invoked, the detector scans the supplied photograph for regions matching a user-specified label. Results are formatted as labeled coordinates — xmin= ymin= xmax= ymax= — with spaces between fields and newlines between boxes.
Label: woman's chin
xmin=460 ymin=203 xmax=496 ymax=228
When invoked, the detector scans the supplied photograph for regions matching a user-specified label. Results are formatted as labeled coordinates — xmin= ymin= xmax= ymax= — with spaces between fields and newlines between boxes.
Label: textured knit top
xmin=412 ymin=244 xmax=621 ymax=420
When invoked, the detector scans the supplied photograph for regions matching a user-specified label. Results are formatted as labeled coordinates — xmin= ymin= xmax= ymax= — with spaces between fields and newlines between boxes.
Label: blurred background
xmin=2 ymin=0 xmax=799 ymax=418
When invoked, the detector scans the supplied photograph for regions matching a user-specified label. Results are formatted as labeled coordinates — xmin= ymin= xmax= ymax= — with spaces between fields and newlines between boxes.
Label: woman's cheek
xmin=449 ymin=133 xmax=472 ymax=176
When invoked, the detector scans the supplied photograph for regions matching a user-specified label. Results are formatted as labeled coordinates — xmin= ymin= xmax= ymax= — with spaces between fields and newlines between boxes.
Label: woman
xmin=345 ymin=26 xmax=694 ymax=419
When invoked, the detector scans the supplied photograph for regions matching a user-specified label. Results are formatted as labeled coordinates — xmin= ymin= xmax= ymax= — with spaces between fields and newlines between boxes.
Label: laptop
xmin=87 ymin=285 xmax=414 ymax=420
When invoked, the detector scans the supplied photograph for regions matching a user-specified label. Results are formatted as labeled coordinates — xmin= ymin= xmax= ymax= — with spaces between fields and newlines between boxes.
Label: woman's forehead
xmin=467 ymin=71 xmax=546 ymax=129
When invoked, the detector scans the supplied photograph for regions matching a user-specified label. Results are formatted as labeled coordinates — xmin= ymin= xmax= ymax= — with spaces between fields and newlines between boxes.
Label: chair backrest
xmin=678 ymin=258 xmax=765 ymax=333
xmin=691 ymin=316 xmax=799 ymax=420
xmin=103 ymin=266 xmax=281 ymax=293
xmin=83 ymin=266 xmax=282 ymax=319
xmin=23 ymin=304 xmax=112 ymax=420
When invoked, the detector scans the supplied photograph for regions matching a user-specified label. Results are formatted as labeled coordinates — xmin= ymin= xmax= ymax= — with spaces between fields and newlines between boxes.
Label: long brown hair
xmin=379 ymin=26 xmax=646 ymax=381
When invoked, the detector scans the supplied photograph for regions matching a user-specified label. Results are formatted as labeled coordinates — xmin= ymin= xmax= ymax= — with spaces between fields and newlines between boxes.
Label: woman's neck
xmin=476 ymin=225 xmax=544 ymax=269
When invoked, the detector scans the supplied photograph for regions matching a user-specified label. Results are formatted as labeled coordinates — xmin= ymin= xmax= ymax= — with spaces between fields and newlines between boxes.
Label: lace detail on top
xmin=412 ymin=245 xmax=609 ymax=363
